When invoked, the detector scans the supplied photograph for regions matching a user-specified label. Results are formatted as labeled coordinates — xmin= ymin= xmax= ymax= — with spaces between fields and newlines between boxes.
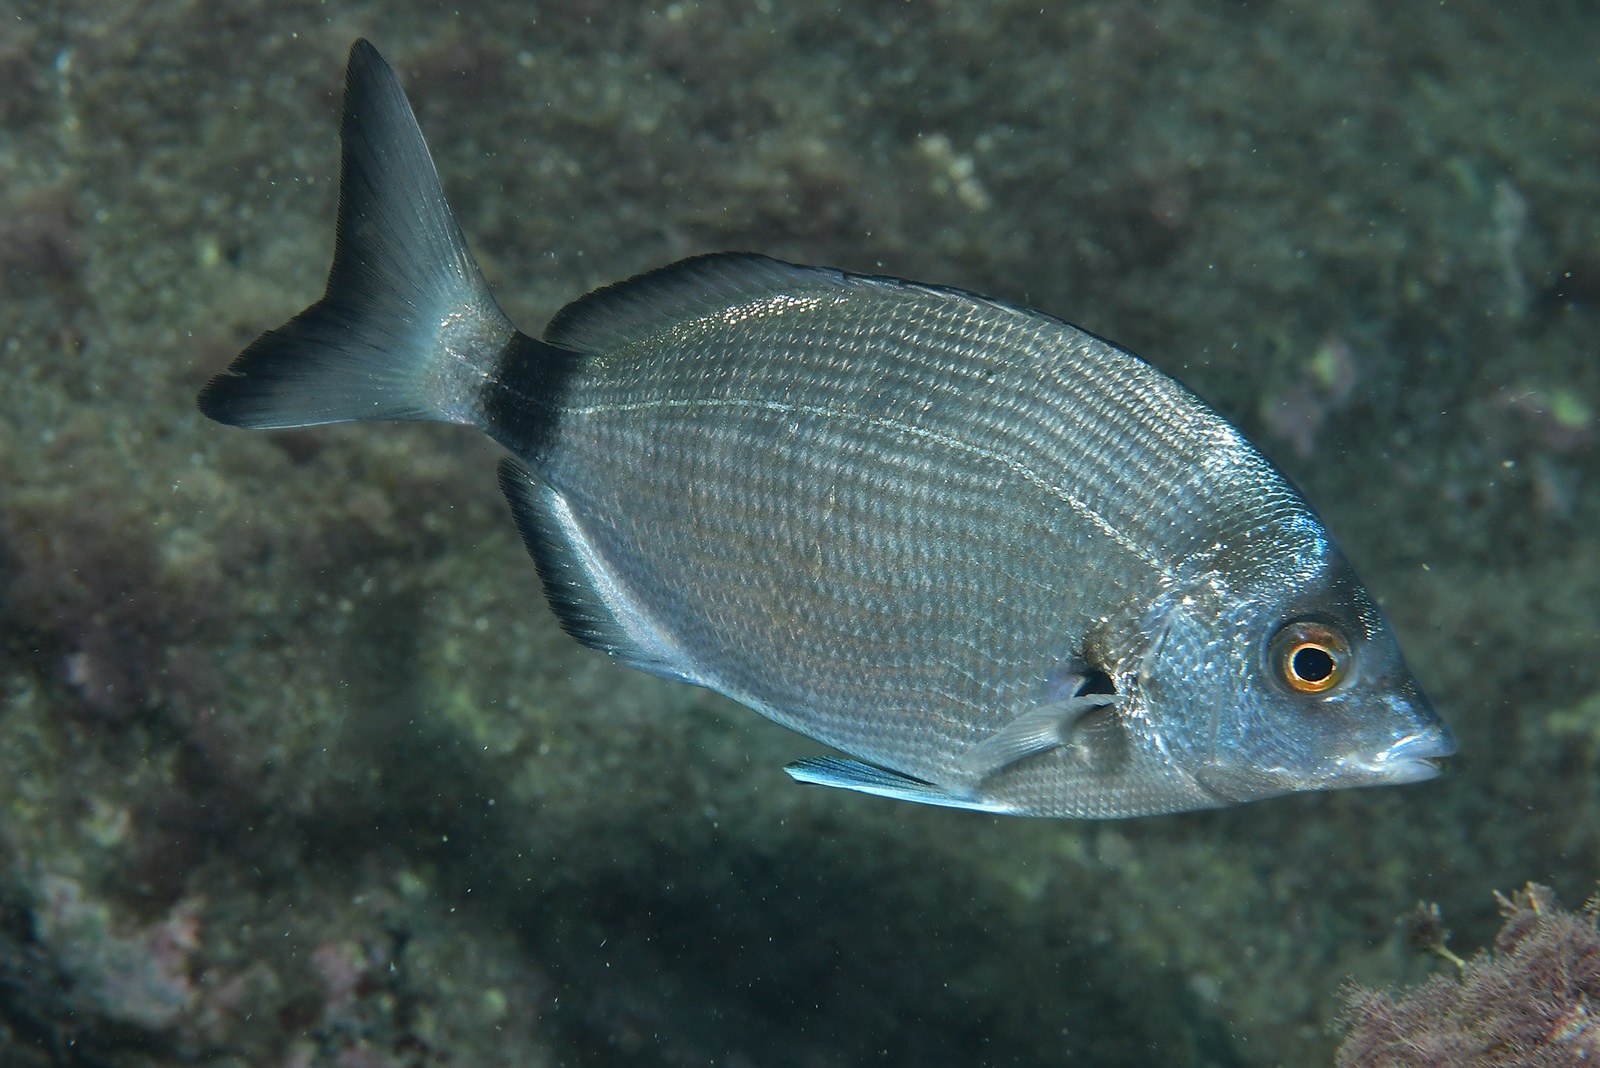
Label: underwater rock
xmin=1337 ymin=884 xmax=1600 ymax=1067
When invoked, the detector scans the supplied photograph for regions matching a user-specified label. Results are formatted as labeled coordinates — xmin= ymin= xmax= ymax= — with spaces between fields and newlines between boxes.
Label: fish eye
xmin=1267 ymin=620 xmax=1351 ymax=695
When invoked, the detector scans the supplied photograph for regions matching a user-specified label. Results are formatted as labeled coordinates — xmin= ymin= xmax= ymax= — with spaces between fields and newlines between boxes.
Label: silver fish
xmin=198 ymin=41 xmax=1454 ymax=818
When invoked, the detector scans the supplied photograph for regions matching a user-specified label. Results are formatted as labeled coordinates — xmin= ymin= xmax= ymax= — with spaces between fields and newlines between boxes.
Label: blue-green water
xmin=1 ymin=3 xmax=1596 ymax=1065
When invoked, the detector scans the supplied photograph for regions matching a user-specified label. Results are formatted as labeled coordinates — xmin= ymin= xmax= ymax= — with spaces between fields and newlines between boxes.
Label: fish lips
xmin=1344 ymin=724 xmax=1458 ymax=784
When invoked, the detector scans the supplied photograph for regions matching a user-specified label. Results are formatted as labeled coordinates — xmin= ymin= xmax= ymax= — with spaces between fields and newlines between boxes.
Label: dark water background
xmin=1 ymin=2 xmax=1596 ymax=1065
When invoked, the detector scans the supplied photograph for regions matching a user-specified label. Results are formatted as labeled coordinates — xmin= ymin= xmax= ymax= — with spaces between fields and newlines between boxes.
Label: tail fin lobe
xmin=198 ymin=39 xmax=512 ymax=430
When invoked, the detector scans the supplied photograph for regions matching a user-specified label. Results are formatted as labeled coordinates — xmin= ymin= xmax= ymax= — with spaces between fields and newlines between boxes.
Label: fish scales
xmin=540 ymin=287 xmax=1203 ymax=775
xmin=197 ymin=41 xmax=1454 ymax=818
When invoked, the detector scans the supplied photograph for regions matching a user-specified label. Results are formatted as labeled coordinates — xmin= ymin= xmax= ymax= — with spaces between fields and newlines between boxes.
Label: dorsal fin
xmin=543 ymin=253 xmax=854 ymax=352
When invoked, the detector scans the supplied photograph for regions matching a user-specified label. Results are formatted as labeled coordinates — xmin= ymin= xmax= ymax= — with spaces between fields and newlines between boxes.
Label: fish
xmin=197 ymin=40 xmax=1455 ymax=818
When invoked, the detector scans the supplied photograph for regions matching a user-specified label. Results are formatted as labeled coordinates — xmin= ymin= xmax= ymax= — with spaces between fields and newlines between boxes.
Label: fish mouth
xmin=1349 ymin=727 xmax=1458 ymax=784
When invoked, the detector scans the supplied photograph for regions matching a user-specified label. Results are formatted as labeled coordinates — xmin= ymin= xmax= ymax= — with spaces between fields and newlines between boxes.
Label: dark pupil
xmin=1291 ymin=646 xmax=1336 ymax=683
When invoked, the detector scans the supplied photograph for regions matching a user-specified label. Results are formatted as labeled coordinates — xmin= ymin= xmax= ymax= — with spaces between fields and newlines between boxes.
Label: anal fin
xmin=784 ymin=757 xmax=1013 ymax=814
xmin=498 ymin=458 xmax=696 ymax=684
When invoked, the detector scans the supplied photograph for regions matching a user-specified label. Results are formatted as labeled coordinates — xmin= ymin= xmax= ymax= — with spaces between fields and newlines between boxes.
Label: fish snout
xmin=1347 ymin=725 xmax=1457 ymax=784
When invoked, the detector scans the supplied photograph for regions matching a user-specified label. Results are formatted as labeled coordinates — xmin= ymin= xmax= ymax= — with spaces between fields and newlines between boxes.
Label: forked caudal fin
xmin=198 ymin=40 xmax=521 ymax=431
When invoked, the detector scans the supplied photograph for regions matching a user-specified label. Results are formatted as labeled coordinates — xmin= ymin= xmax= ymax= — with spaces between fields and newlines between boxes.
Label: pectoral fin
xmin=784 ymin=757 xmax=1013 ymax=814
xmin=957 ymin=691 xmax=1119 ymax=781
